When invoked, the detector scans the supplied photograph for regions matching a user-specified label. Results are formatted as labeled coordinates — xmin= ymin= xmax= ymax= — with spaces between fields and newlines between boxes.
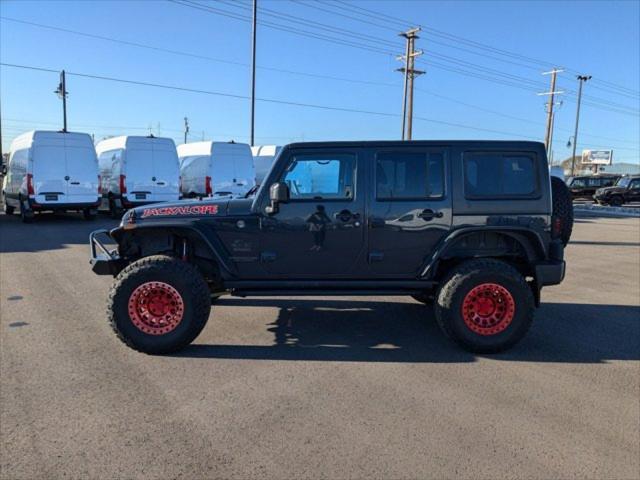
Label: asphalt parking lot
xmin=1 ymin=210 xmax=639 ymax=479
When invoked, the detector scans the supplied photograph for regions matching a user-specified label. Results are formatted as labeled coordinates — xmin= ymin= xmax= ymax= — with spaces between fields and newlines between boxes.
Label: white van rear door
xmin=232 ymin=145 xmax=255 ymax=196
xmin=151 ymin=144 xmax=180 ymax=202
xmin=32 ymin=145 xmax=66 ymax=204
xmin=126 ymin=145 xmax=154 ymax=202
xmin=210 ymin=143 xmax=235 ymax=196
xmin=65 ymin=145 xmax=99 ymax=203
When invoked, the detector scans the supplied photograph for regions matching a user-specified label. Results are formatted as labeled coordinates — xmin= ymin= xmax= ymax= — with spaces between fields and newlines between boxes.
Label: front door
xmin=259 ymin=149 xmax=366 ymax=277
xmin=367 ymin=147 xmax=452 ymax=277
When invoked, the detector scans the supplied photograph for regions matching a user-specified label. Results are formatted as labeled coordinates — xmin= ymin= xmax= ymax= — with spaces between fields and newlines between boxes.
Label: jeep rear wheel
xmin=434 ymin=259 xmax=534 ymax=353
xmin=108 ymin=255 xmax=211 ymax=354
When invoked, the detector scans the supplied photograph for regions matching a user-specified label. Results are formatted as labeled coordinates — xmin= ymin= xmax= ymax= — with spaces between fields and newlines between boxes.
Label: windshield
xmin=616 ymin=177 xmax=631 ymax=187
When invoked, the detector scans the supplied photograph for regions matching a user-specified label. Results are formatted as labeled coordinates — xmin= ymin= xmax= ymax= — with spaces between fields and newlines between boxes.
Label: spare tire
xmin=551 ymin=176 xmax=573 ymax=246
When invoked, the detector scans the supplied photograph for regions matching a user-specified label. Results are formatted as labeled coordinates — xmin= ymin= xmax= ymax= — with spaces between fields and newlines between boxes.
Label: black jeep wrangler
xmin=593 ymin=175 xmax=640 ymax=206
xmin=90 ymin=141 xmax=570 ymax=354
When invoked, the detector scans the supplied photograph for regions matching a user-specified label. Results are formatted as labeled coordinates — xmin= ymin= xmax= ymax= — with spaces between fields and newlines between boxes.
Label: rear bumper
xmin=89 ymin=229 xmax=124 ymax=276
xmin=535 ymin=260 xmax=565 ymax=286
xmin=30 ymin=198 xmax=100 ymax=210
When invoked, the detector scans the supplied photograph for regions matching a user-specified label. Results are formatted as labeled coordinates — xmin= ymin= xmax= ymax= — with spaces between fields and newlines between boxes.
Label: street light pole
xmin=54 ymin=70 xmax=68 ymax=132
xmin=570 ymin=75 xmax=591 ymax=177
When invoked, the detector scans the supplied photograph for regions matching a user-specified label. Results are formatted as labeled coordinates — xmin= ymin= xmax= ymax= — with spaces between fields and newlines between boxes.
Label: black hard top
xmin=285 ymin=140 xmax=545 ymax=149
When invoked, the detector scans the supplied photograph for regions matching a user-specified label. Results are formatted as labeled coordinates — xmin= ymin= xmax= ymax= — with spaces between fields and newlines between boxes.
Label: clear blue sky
xmin=1 ymin=0 xmax=639 ymax=163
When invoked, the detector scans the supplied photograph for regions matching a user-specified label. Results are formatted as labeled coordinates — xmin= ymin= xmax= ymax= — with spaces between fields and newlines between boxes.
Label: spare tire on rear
xmin=551 ymin=176 xmax=573 ymax=246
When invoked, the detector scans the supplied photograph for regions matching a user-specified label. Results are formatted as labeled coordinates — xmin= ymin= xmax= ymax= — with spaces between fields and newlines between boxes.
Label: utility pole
xmin=547 ymin=100 xmax=562 ymax=165
xmin=183 ymin=117 xmax=189 ymax=144
xmin=396 ymin=27 xmax=424 ymax=140
xmin=54 ymin=70 xmax=68 ymax=132
xmin=538 ymin=68 xmax=564 ymax=157
xmin=250 ymin=0 xmax=257 ymax=146
xmin=570 ymin=74 xmax=591 ymax=176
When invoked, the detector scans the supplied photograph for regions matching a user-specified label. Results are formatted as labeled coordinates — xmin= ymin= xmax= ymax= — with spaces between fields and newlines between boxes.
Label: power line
xmin=5 ymin=11 xmax=637 ymax=118
xmin=326 ymin=0 xmax=640 ymax=98
xmin=0 ymin=61 xmax=547 ymax=139
xmin=172 ymin=1 xmax=639 ymax=114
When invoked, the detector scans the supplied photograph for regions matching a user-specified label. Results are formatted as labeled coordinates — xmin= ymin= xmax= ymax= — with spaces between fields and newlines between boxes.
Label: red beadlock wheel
xmin=461 ymin=283 xmax=515 ymax=336
xmin=128 ymin=281 xmax=185 ymax=335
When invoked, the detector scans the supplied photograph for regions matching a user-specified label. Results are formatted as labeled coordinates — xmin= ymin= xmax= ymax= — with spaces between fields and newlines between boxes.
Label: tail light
xmin=205 ymin=176 xmax=212 ymax=196
xmin=119 ymin=174 xmax=127 ymax=194
xmin=26 ymin=173 xmax=35 ymax=196
xmin=98 ymin=175 xmax=102 ymax=195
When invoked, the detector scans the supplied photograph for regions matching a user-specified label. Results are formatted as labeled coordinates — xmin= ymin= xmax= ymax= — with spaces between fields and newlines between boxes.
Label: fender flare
xmin=110 ymin=223 xmax=236 ymax=277
xmin=420 ymin=226 xmax=547 ymax=279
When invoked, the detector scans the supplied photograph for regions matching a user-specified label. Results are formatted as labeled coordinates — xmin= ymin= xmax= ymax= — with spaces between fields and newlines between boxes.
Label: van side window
xmin=283 ymin=153 xmax=355 ymax=200
xmin=464 ymin=152 xmax=537 ymax=198
xmin=376 ymin=151 xmax=444 ymax=200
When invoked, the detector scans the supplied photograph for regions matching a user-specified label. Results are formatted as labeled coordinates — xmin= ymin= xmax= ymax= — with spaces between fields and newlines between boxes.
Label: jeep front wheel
xmin=107 ymin=255 xmax=211 ymax=354
xmin=434 ymin=259 xmax=534 ymax=353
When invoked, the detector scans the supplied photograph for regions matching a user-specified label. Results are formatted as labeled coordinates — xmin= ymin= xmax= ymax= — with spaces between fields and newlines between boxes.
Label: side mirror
xmin=265 ymin=182 xmax=289 ymax=214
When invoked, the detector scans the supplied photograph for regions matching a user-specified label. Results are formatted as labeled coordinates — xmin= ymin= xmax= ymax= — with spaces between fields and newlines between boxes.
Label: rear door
xmin=230 ymin=145 xmax=256 ymax=196
xmin=151 ymin=142 xmax=180 ymax=202
xmin=125 ymin=143 xmax=154 ymax=202
xmin=64 ymin=138 xmax=99 ymax=203
xmin=32 ymin=142 xmax=66 ymax=204
xmin=367 ymin=146 xmax=452 ymax=277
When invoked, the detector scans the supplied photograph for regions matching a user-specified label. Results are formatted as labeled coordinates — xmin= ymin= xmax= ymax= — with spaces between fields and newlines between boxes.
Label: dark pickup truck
xmin=90 ymin=141 xmax=571 ymax=354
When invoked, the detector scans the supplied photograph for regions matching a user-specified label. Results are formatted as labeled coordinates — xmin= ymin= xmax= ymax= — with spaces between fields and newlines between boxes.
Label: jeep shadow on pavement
xmin=90 ymin=140 xmax=571 ymax=355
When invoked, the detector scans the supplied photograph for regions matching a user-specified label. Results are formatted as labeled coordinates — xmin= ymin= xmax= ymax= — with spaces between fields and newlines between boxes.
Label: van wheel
xmin=434 ymin=259 xmax=534 ymax=353
xmin=19 ymin=197 xmax=34 ymax=223
xmin=108 ymin=255 xmax=211 ymax=354
xmin=3 ymin=195 xmax=14 ymax=215
xmin=551 ymin=176 xmax=573 ymax=246
xmin=108 ymin=198 xmax=121 ymax=219
xmin=83 ymin=208 xmax=97 ymax=221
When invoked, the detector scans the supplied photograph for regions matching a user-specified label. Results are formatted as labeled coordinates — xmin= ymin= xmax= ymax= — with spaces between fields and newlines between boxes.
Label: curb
xmin=574 ymin=204 xmax=640 ymax=217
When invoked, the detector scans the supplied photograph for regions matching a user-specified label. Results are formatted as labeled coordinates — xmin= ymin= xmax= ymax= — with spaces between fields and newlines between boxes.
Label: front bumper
xmin=89 ymin=229 xmax=124 ymax=276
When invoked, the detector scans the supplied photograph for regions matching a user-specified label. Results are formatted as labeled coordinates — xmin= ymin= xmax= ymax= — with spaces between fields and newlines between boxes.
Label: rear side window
xmin=464 ymin=152 xmax=537 ymax=198
xmin=376 ymin=151 xmax=444 ymax=200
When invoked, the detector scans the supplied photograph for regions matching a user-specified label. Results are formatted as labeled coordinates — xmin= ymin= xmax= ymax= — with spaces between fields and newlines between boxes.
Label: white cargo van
xmin=2 ymin=131 xmax=100 ymax=222
xmin=177 ymin=141 xmax=255 ymax=198
xmin=250 ymin=145 xmax=281 ymax=185
xmin=95 ymin=135 xmax=180 ymax=216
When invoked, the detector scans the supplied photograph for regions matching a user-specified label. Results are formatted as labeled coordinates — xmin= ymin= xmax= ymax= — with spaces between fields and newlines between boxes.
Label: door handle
xmin=70 ymin=181 xmax=80 ymax=185
xmin=335 ymin=209 xmax=359 ymax=222
xmin=418 ymin=209 xmax=443 ymax=221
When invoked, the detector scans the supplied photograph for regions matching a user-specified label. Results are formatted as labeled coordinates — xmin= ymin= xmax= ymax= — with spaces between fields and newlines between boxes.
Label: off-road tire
xmin=551 ymin=176 xmax=573 ymax=246
xmin=411 ymin=292 xmax=433 ymax=305
xmin=434 ymin=259 xmax=534 ymax=353
xmin=108 ymin=255 xmax=211 ymax=354
xmin=609 ymin=195 xmax=624 ymax=207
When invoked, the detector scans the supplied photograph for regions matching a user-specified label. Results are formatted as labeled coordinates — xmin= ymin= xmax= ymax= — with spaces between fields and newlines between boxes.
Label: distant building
xmin=559 ymin=156 xmax=640 ymax=176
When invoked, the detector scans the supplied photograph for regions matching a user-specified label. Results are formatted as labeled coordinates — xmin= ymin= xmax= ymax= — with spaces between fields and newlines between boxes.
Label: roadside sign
xmin=581 ymin=149 xmax=613 ymax=165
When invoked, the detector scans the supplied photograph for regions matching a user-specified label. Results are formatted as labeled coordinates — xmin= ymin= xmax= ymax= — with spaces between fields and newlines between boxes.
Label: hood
xmin=120 ymin=197 xmax=256 ymax=226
